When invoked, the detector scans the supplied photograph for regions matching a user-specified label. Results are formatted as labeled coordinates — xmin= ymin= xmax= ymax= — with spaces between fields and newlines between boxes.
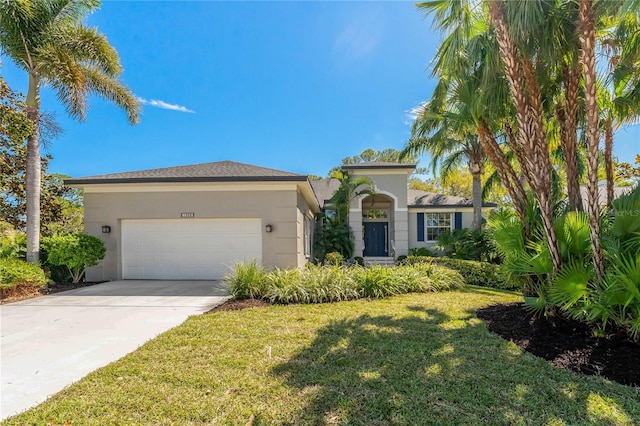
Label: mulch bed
xmin=206 ymin=298 xmax=271 ymax=313
xmin=1 ymin=281 xmax=106 ymax=304
xmin=476 ymin=303 xmax=640 ymax=387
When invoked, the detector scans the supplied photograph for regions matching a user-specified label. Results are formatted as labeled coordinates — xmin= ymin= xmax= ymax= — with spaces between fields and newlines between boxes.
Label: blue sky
xmin=1 ymin=1 xmax=638 ymax=179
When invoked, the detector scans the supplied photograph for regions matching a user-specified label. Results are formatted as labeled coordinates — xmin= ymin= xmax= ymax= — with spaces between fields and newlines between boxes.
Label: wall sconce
xmin=265 ymin=224 xmax=273 ymax=233
xmin=101 ymin=225 xmax=111 ymax=234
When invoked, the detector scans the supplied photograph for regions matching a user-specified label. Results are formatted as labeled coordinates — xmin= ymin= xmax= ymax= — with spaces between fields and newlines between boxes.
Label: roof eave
xmin=65 ymin=175 xmax=308 ymax=186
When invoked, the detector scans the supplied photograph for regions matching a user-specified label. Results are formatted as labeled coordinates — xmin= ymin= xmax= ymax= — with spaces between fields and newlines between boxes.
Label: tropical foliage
xmin=0 ymin=0 xmax=140 ymax=262
xmin=489 ymin=187 xmax=640 ymax=340
xmin=414 ymin=0 xmax=640 ymax=339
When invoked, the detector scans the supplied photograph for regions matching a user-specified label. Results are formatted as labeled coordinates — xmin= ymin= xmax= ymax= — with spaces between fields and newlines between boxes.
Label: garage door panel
xmin=122 ymin=219 xmax=262 ymax=280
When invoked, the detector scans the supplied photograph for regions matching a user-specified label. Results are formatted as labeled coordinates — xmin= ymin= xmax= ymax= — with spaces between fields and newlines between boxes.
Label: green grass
xmin=4 ymin=288 xmax=640 ymax=425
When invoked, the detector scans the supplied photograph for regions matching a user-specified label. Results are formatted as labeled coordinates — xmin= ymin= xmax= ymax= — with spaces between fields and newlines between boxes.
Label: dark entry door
xmin=363 ymin=222 xmax=387 ymax=257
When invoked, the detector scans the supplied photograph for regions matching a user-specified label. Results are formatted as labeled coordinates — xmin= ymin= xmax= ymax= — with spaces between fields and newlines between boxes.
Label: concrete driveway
xmin=0 ymin=280 xmax=230 ymax=420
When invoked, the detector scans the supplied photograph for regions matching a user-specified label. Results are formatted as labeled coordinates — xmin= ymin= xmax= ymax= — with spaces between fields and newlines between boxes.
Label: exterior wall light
xmin=101 ymin=225 xmax=111 ymax=234
xmin=265 ymin=224 xmax=273 ymax=233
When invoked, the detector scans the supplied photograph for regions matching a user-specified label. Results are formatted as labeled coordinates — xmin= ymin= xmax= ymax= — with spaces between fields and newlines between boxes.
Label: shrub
xmin=324 ymin=252 xmax=344 ymax=266
xmin=224 ymin=261 xmax=463 ymax=304
xmin=224 ymin=260 xmax=268 ymax=300
xmin=41 ymin=233 xmax=106 ymax=283
xmin=353 ymin=256 xmax=365 ymax=266
xmin=402 ymin=256 xmax=516 ymax=290
xmin=434 ymin=229 xmax=501 ymax=263
xmin=0 ymin=258 xmax=48 ymax=290
xmin=409 ymin=247 xmax=436 ymax=257
xmin=395 ymin=255 xmax=407 ymax=264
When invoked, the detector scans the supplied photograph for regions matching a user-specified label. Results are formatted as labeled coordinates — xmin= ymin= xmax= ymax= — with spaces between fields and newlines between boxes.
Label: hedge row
xmin=225 ymin=261 xmax=465 ymax=304
xmin=400 ymin=256 xmax=518 ymax=291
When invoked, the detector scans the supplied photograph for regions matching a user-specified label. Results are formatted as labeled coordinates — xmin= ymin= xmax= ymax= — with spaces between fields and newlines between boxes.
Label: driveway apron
xmin=0 ymin=280 xmax=230 ymax=420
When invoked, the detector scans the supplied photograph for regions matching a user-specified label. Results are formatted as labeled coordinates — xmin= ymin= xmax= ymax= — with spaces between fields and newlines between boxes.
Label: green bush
xmin=41 ymin=233 xmax=106 ymax=283
xmin=225 ymin=262 xmax=463 ymax=304
xmin=409 ymin=247 xmax=436 ymax=257
xmin=223 ymin=260 xmax=268 ymax=300
xmin=434 ymin=229 xmax=501 ymax=263
xmin=324 ymin=252 xmax=344 ymax=266
xmin=353 ymin=256 xmax=365 ymax=266
xmin=402 ymin=256 xmax=516 ymax=290
xmin=0 ymin=258 xmax=48 ymax=290
xmin=395 ymin=255 xmax=407 ymax=264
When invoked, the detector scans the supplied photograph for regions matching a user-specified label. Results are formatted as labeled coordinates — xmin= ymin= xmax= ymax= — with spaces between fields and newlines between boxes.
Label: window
xmin=363 ymin=209 xmax=387 ymax=219
xmin=304 ymin=216 xmax=312 ymax=257
xmin=426 ymin=213 xmax=451 ymax=240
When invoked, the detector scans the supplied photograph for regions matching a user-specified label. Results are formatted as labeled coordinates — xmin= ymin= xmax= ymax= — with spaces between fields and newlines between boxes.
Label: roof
xmin=341 ymin=162 xmax=416 ymax=170
xmin=310 ymin=178 xmax=340 ymax=208
xmin=408 ymin=189 xmax=496 ymax=208
xmin=65 ymin=160 xmax=308 ymax=185
xmin=309 ymin=180 xmax=498 ymax=209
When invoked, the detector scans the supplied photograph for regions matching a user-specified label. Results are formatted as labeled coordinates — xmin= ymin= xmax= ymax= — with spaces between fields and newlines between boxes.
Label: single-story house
xmin=66 ymin=160 xmax=496 ymax=281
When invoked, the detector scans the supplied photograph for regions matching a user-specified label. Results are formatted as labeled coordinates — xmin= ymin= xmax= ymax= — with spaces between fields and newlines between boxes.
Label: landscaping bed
xmin=477 ymin=303 xmax=640 ymax=388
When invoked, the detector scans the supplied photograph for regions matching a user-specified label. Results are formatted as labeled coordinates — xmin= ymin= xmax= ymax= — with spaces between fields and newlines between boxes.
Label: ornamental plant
xmin=42 ymin=233 xmax=106 ymax=283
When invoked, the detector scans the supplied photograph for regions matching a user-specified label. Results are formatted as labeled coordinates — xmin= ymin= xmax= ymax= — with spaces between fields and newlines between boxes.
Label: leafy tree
xmin=0 ymin=0 xmax=140 ymax=263
xmin=42 ymin=233 xmax=105 ymax=283
xmin=615 ymin=155 xmax=640 ymax=186
xmin=1 ymin=136 xmax=83 ymax=235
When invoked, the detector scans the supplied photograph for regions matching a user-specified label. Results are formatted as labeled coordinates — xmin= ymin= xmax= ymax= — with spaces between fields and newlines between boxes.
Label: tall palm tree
xmin=486 ymin=0 xmax=563 ymax=272
xmin=404 ymin=84 xmax=486 ymax=231
xmin=0 ymin=0 xmax=140 ymax=262
xmin=578 ymin=0 xmax=605 ymax=280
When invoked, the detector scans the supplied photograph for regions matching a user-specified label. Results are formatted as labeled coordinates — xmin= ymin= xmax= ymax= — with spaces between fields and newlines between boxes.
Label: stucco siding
xmin=83 ymin=189 xmax=302 ymax=280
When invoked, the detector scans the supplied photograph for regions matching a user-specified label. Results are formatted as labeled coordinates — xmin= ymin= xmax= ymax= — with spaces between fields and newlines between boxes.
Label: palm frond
xmin=84 ymin=67 xmax=140 ymax=125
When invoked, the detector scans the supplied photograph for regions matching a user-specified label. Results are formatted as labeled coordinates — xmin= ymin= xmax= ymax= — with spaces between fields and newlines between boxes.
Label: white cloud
xmin=137 ymin=97 xmax=195 ymax=113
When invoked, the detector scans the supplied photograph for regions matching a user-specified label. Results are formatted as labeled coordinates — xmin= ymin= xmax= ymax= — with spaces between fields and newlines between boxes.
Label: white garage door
xmin=121 ymin=219 xmax=262 ymax=280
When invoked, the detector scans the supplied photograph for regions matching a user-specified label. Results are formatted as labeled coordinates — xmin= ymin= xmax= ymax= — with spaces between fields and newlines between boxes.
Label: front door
xmin=363 ymin=222 xmax=387 ymax=257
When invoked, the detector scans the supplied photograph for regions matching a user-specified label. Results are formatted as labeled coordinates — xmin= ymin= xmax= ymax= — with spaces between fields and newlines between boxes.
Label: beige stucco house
xmin=66 ymin=160 xmax=495 ymax=281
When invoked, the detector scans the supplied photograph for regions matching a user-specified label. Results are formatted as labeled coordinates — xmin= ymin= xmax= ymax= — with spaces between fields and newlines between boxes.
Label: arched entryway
xmin=360 ymin=194 xmax=394 ymax=257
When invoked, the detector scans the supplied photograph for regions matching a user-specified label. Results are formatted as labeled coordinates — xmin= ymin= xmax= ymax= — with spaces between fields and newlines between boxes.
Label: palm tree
xmin=404 ymin=85 xmax=486 ymax=231
xmin=578 ymin=0 xmax=605 ymax=280
xmin=0 ymin=0 xmax=140 ymax=262
xmin=486 ymin=0 xmax=563 ymax=272
xmin=328 ymin=170 xmax=375 ymax=224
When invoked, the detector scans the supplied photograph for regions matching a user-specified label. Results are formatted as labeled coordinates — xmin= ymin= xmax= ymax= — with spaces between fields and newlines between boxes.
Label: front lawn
xmin=5 ymin=289 xmax=640 ymax=425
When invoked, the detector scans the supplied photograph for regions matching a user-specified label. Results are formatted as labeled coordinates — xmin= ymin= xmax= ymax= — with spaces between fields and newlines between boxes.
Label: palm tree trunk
xmin=478 ymin=123 xmax=528 ymax=235
xmin=604 ymin=117 xmax=614 ymax=209
xmin=487 ymin=0 xmax=562 ymax=272
xmin=578 ymin=0 xmax=605 ymax=281
xmin=469 ymin=160 xmax=483 ymax=231
xmin=25 ymin=73 xmax=41 ymax=263
xmin=560 ymin=62 xmax=583 ymax=211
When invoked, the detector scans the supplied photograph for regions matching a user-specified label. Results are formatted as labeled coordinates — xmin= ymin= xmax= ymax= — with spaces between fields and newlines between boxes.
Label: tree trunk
xmin=604 ymin=117 xmax=614 ymax=210
xmin=578 ymin=0 xmax=605 ymax=281
xmin=487 ymin=0 xmax=562 ymax=272
xmin=478 ymin=123 xmax=528 ymax=235
xmin=559 ymin=62 xmax=583 ymax=211
xmin=469 ymin=160 xmax=483 ymax=231
xmin=25 ymin=73 xmax=41 ymax=263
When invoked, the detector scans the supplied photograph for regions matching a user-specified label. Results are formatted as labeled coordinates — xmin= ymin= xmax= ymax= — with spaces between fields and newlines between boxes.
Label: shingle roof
xmin=310 ymin=178 xmax=340 ymax=208
xmin=308 ymin=182 xmax=498 ymax=209
xmin=65 ymin=160 xmax=308 ymax=185
xmin=341 ymin=162 xmax=416 ymax=170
